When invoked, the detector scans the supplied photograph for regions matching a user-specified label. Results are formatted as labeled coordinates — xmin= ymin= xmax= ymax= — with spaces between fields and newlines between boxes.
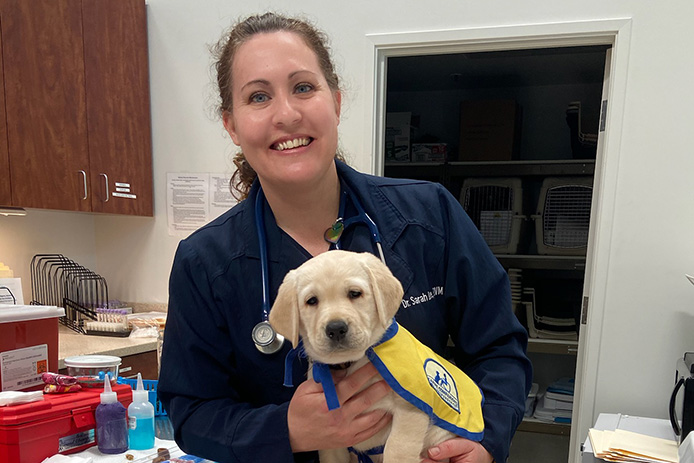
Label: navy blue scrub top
xmin=158 ymin=161 xmax=532 ymax=463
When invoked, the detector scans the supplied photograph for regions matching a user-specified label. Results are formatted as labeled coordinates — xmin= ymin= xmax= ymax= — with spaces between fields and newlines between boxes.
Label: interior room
xmin=1 ymin=1 xmax=693 ymax=462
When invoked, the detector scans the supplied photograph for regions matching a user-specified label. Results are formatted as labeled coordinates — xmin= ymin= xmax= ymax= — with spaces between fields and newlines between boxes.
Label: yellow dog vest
xmin=304 ymin=321 xmax=485 ymax=441
xmin=365 ymin=321 xmax=485 ymax=441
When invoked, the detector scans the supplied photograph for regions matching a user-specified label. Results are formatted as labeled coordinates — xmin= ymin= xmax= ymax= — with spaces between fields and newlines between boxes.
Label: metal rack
xmin=30 ymin=254 xmax=109 ymax=333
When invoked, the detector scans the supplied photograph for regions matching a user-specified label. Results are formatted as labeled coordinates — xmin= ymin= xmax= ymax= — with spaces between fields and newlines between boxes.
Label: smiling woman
xmin=158 ymin=11 xmax=531 ymax=463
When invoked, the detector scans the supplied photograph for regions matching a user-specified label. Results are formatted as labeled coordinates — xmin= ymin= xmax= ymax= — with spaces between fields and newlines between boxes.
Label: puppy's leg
xmin=319 ymin=447 xmax=352 ymax=463
xmin=382 ymin=403 xmax=431 ymax=463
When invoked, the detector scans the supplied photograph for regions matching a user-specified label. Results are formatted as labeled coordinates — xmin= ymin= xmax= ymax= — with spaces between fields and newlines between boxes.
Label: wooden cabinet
xmin=118 ymin=350 xmax=159 ymax=380
xmin=0 ymin=0 xmax=152 ymax=216
xmin=82 ymin=0 xmax=152 ymax=215
xmin=0 ymin=23 xmax=10 ymax=206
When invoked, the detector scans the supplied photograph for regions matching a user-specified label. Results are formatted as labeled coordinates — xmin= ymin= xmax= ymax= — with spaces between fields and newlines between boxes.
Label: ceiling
xmin=386 ymin=45 xmax=609 ymax=91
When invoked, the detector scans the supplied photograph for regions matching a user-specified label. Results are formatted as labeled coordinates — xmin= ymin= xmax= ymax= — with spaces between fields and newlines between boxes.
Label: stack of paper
xmin=533 ymin=377 xmax=574 ymax=423
xmin=588 ymin=428 xmax=679 ymax=462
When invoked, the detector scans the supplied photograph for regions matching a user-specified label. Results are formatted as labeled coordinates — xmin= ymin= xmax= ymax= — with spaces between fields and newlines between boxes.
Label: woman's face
xmin=223 ymin=31 xmax=341 ymax=193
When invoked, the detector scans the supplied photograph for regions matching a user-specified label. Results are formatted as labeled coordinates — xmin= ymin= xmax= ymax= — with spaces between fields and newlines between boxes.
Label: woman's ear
xmin=222 ymin=110 xmax=240 ymax=146
xmin=333 ymin=90 xmax=342 ymax=124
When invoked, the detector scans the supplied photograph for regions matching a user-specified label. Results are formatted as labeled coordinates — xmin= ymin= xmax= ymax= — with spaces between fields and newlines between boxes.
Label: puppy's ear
xmin=362 ymin=254 xmax=404 ymax=328
xmin=269 ymin=270 xmax=300 ymax=348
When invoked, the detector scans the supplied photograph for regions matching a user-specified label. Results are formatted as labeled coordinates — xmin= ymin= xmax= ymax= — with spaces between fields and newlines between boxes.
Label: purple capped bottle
xmin=95 ymin=375 xmax=129 ymax=454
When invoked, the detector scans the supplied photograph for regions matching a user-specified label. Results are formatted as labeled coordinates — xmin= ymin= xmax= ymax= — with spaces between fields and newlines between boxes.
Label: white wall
xmin=2 ymin=0 xmax=694 ymax=458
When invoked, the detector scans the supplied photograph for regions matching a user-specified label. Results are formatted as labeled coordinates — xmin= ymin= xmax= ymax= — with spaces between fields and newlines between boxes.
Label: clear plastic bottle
xmin=95 ymin=375 xmax=129 ymax=454
xmin=128 ymin=373 xmax=155 ymax=450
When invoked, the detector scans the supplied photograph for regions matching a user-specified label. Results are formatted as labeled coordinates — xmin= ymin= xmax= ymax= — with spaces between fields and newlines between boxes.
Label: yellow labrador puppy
xmin=270 ymin=250 xmax=484 ymax=463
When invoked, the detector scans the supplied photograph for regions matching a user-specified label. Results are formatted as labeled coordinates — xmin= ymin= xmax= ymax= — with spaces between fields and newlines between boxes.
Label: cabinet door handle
xmin=100 ymin=173 xmax=110 ymax=202
xmin=78 ymin=170 xmax=88 ymax=200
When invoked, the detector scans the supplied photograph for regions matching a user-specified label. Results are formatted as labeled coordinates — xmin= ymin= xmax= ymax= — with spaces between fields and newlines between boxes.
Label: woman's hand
xmin=287 ymin=362 xmax=392 ymax=452
xmin=422 ymin=438 xmax=494 ymax=463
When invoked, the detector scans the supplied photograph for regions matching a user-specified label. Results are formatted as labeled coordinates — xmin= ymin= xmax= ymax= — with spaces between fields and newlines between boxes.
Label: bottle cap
xmin=100 ymin=375 xmax=117 ymax=404
xmin=132 ymin=372 xmax=149 ymax=403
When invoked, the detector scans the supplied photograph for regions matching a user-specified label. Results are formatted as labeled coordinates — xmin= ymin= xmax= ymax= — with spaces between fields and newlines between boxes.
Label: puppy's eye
xmin=306 ymin=296 xmax=318 ymax=306
xmin=348 ymin=290 xmax=362 ymax=299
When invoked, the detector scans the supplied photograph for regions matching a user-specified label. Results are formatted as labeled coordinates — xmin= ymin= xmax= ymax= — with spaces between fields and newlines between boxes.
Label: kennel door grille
xmin=542 ymin=185 xmax=592 ymax=249
xmin=463 ymin=185 xmax=515 ymax=247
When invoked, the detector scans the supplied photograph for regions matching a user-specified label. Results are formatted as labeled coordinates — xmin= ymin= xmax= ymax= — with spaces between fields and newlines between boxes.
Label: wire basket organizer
xmin=30 ymin=254 xmax=108 ymax=333
xmin=532 ymin=177 xmax=593 ymax=255
xmin=460 ymin=177 xmax=525 ymax=254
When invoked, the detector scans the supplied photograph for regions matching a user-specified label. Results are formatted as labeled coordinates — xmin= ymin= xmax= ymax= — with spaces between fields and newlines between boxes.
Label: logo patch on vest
xmin=424 ymin=358 xmax=460 ymax=413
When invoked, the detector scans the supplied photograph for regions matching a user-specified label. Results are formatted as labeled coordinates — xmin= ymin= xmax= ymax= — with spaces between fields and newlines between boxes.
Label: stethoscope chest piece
xmin=252 ymin=321 xmax=285 ymax=354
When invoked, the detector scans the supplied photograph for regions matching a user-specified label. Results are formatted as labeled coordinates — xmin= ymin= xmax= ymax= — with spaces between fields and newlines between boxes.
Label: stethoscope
xmin=251 ymin=180 xmax=386 ymax=354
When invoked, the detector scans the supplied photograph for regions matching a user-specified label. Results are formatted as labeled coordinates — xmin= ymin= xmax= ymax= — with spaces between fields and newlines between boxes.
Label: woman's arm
xmin=159 ymin=240 xmax=299 ymax=462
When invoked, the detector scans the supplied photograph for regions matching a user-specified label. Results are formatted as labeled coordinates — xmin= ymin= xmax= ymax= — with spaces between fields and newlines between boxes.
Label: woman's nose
xmin=272 ymin=94 xmax=301 ymax=127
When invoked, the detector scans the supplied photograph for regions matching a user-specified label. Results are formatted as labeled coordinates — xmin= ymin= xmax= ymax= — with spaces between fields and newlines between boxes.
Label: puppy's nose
xmin=325 ymin=320 xmax=348 ymax=342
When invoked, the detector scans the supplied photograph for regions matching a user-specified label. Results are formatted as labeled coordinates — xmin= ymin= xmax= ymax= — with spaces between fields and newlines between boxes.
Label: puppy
xmin=269 ymin=250 xmax=484 ymax=463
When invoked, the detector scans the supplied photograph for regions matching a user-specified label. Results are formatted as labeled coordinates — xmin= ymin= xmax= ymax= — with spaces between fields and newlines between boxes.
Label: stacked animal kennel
xmin=460 ymin=176 xmax=593 ymax=339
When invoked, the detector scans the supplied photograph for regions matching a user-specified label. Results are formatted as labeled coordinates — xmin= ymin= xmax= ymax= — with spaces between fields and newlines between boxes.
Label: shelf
xmin=384 ymin=159 xmax=596 ymax=178
xmin=383 ymin=162 xmax=444 ymax=178
xmin=518 ymin=417 xmax=572 ymax=435
xmin=447 ymin=159 xmax=595 ymax=177
xmin=527 ymin=338 xmax=579 ymax=356
xmin=496 ymin=254 xmax=586 ymax=270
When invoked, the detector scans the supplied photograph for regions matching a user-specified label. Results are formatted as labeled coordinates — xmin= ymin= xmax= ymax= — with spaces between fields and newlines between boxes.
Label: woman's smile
xmin=272 ymin=136 xmax=313 ymax=152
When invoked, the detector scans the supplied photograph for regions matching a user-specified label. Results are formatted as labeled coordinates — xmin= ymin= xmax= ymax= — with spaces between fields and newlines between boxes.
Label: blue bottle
xmin=95 ymin=375 xmax=129 ymax=454
xmin=128 ymin=373 xmax=155 ymax=450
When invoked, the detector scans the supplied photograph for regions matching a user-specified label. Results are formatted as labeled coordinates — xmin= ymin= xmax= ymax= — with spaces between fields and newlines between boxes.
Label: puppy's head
xmin=269 ymin=250 xmax=403 ymax=364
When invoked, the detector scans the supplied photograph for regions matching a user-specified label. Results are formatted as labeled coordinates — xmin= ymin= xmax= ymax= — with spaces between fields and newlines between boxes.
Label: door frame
xmin=364 ymin=18 xmax=632 ymax=463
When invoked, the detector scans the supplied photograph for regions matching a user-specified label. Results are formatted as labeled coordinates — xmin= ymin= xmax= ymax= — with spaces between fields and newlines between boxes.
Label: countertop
xmin=58 ymin=324 xmax=158 ymax=369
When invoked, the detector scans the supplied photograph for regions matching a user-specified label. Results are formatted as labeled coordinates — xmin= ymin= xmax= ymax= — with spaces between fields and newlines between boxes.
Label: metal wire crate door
xmin=542 ymin=185 xmax=592 ymax=249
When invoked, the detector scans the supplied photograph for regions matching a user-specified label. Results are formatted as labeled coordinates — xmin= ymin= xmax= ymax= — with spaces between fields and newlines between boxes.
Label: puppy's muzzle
xmin=325 ymin=320 xmax=349 ymax=344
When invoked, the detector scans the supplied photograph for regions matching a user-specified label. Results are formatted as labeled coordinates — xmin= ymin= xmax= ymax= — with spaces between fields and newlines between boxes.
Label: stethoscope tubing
xmin=255 ymin=187 xmax=272 ymax=321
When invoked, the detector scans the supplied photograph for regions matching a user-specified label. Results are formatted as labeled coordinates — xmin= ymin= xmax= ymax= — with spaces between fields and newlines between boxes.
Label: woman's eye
xmin=250 ymin=93 xmax=269 ymax=103
xmin=306 ymin=296 xmax=318 ymax=306
xmin=295 ymin=83 xmax=313 ymax=94
xmin=348 ymin=290 xmax=362 ymax=299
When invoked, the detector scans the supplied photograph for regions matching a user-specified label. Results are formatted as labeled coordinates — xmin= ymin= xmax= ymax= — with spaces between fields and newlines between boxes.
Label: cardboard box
xmin=459 ymin=100 xmax=521 ymax=161
xmin=0 ymin=305 xmax=65 ymax=392
xmin=0 ymin=384 xmax=132 ymax=462
xmin=385 ymin=112 xmax=411 ymax=162
xmin=411 ymin=143 xmax=447 ymax=162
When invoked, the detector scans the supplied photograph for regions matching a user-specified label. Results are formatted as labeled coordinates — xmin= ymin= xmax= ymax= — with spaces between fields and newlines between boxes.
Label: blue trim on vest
xmin=283 ymin=340 xmax=305 ymax=387
xmin=348 ymin=445 xmax=385 ymax=463
xmin=312 ymin=362 xmax=340 ymax=410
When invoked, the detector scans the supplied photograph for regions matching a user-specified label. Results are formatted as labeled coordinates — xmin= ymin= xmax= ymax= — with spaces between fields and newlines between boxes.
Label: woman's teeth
xmin=274 ymin=137 xmax=310 ymax=151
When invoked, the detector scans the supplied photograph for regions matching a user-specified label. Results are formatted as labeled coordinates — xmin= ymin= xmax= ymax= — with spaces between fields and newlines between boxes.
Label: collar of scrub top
xmin=283 ymin=319 xmax=399 ymax=411
xmin=324 ymin=179 xmax=386 ymax=265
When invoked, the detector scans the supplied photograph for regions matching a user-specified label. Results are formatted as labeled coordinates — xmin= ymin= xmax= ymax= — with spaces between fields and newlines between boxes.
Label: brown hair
xmin=212 ymin=12 xmax=345 ymax=200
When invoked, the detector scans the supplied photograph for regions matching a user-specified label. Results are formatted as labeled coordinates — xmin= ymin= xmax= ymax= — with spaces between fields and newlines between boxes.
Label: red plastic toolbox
xmin=0 ymin=384 xmax=132 ymax=463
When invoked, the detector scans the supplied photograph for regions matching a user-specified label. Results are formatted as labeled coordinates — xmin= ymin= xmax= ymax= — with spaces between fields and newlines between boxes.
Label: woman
xmin=158 ymin=12 xmax=531 ymax=463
